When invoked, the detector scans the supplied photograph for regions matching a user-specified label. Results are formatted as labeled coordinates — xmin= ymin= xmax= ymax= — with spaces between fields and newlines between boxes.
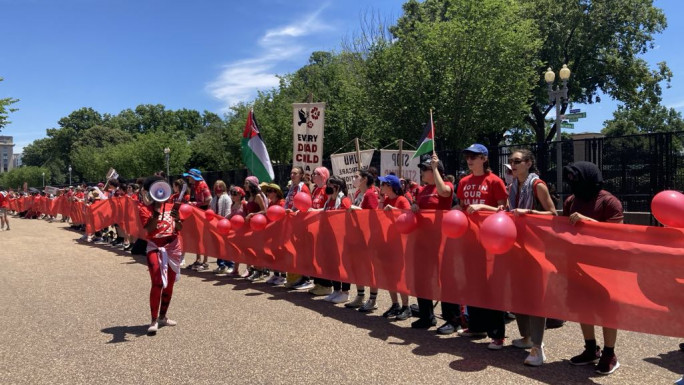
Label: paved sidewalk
xmin=0 ymin=217 xmax=682 ymax=384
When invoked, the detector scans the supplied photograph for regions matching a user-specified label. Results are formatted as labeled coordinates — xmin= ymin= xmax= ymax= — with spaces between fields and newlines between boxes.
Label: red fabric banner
xmin=87 ymin=197 xmax=684 ymax=338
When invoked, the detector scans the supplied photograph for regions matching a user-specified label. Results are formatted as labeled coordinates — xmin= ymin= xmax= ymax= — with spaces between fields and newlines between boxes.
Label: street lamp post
xmin=42 ymin=172 xmax=45 ymax=187
xmin=545 ymin=64 xmax=571 ymax=205
xmin=68 ymin=165 xmax=72 ymax=186
xmin=163 ymin=147 xmax=170 ymax=183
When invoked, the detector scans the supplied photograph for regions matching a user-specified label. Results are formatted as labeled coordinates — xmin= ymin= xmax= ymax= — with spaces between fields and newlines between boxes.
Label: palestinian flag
xmin=241 ymin=110 xmax=275 ymax=182
xmin=412 ymin=112 xmax=435 ymax=159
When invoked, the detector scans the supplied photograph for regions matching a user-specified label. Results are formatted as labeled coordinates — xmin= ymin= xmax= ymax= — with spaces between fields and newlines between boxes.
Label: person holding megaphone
xmin=138 ymin=175 xmax=184 ymax=336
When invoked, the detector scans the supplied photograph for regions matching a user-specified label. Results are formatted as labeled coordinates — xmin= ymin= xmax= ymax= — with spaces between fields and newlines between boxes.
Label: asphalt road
xmin=0 ymin=217 xmax=682 ymax=385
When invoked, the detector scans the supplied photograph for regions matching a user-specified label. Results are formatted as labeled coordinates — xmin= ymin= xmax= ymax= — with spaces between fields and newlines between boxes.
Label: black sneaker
xmin=410 ymin=303 xmax=420 ymax=317
xmin=570 ymin=346 xmax=601 ymax=366
xmin=411 ymin=317 xmax=436 ymax=329
xmin=546 ymin=318 xmax=565 ymax=329
xmin=595 ymin=352 xmax=620 ymax=375
xmin=437 ymin=322 xmax=456 ymax=335
xmin=680 ymin=342 xmax=684 ymax=352
xmin=395 ymin=306 xmax=411 ymax=321
xmin=382 ymin=304 xmax=401 ymax=318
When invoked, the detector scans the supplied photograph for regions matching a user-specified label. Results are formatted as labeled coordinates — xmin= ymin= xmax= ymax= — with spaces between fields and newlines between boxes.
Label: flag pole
xmin=430 ymin=109 xmax=435 ymax=156
xmin=398 ymin=139 xmax=404 ymax=177
xmin=355 ymin=137 xmax=363 ymax=170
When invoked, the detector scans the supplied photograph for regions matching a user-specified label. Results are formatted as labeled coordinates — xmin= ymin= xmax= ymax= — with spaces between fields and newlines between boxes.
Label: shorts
xmin=0 ymin=208 xmax=7 ymax=215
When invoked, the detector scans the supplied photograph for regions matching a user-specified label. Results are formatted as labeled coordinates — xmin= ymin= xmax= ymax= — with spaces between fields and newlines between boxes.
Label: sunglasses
xmin=265 ymin=189 xmax=275 ymax=193
xmin=508 ymin=158 xmax=524 ymax=165
xmin=230 ymin=191 xmax=240 ymax=196
xmin=312 ymin=172 xmax=320 ymax=176
xmin=464 ymin=154 xmax=481 ymax=160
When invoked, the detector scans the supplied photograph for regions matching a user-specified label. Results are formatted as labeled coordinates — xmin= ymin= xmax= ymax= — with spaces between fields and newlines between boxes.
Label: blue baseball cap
xmin=183 ymin=168 xmax=203 ymax=181
xmin=378 ymin=175 xmax=402 ymax=191
xmin=463 ymin=143 xmax=488 ymax=156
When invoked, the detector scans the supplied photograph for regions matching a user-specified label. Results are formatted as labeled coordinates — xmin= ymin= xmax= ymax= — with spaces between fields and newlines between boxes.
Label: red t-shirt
xmin=284 ymin=182 xmax=311 ymax=210
xmin=354 ymin=188 xmax=379 ymax=209
xmin=457 ymin=173 xmax=508 ymax=209
xmin=170 ymin=192 xmax=190 ymax=203
xmin=269 ymin=199 xmax=286 ymax=207
xmin=323 ymin=196 xmax=352 ymax=211
xmin=415 ymin=182 xmax=454 ymax=210
xmin=562 ymin=190 xmax=624 ymax=223
xmin=311 ymin=187 xmax=328 ymax=209
xmin=193 ymin=180 xmax=211 ymax=207
xmin=382 ymin=195 xmax=411 ymax=210
xmin=0 ymin=193 xmax=8 ymax=208
xmin=138 ymin=201 xmax=177 ymax=243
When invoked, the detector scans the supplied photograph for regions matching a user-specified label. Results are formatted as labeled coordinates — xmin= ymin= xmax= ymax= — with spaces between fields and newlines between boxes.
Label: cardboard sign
xmin=292 ymin=103 xmax=325 ymax=173
xmin=330 ymin=150 xmax=375 ymax=196
xmin=380 ymin=149 xmax=420 ymax=183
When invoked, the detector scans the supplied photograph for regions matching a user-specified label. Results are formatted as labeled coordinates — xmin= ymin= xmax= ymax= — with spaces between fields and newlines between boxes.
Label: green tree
xmin=0 ymin=166 xmax=50 ymax=189
xmin=602 ymin=62 xmax=684 ymax=136
xmin=0 ymin=77 xmax=19 ymax=132
xmin=365 ymin=0 xmax=541 ymax=165
xmin=521 ymin=0 xmax=668 ymax=170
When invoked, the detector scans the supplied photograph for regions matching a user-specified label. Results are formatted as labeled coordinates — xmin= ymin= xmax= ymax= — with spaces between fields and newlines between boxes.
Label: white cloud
xmin=207 ymin=4 xmax=332 ymax=110
xmin=667 ymin=100 xmax=684 ymax=110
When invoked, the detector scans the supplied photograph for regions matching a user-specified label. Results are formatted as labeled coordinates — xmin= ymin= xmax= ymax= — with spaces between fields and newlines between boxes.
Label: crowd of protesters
xmin=7 ymin=142 xmax=678 ymax=377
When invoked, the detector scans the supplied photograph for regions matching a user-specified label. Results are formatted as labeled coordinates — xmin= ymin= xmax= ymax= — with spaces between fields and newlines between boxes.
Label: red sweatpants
xmin=147 ymin=250 xmax=177 ymax=320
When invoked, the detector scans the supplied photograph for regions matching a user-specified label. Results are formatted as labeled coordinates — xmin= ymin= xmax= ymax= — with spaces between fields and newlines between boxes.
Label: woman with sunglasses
xmin=293 ymin=167 xmax=330 ymax=293
xmin=456 ymin=144 xmax=509 ymax=350
xmin=346 ymin=169 xmax=380 ymax=311
xmin=228 ymin=186 xmax=247 ymax=276
xmin=282 ymin=166 xmax=311 ymax=289
xmin=464 ymin=148 xmax=556 ymax=363
xmin=378 ymin=174 xmax=412 ymax=320
xmin=261 ymin=183 xmax=288 ymax=285
xmin=211 ymin=180 xmax=235 ymax=275
xmin=316 ymin=175 xmax=352 ymax=303
xmin=410 ymin=154 xmax=455 ymax=330
xmin=244 ymin=176 xmax=269 ymax=281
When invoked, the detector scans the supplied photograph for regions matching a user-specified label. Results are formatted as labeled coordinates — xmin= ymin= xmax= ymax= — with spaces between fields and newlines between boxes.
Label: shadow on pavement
xmin=100 ymin=325 xmax=149 ymax=343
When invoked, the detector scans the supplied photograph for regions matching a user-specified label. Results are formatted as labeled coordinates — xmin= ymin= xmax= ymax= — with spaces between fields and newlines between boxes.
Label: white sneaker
xmin=147 ymin=321 xmax=159 ymax=335
xmin=158 ymin=317 xmax=177 ymax=327
xmin=331 ymin=292 xmax=350 ymax=304
xmin=324 ymin=291 xmax=341 ymax=302
xmin=512 ymin=337 xmax=533 ymax=349
xmin=274 ymin=276 xmax=287 ymax=286
xmin=524 ymin=345 xmax=546 ymax=366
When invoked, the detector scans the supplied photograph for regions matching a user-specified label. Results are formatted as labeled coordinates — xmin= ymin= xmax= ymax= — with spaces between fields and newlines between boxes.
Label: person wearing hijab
xmin=563 ymin=161 xmax=624 ymax=375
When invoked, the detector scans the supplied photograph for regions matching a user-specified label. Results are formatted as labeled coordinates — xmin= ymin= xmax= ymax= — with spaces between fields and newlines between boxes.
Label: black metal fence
xmin=497 ymin=131 xmax=684 ymax=213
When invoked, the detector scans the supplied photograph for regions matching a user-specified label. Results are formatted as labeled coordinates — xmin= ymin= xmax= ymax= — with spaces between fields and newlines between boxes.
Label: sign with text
xmin=380 ymin=149 xmax=420 ymax=183
xmin=330 ymin=150 xmax=375 ymax=196
xmin=292 ymin=103 xmax=325 ymax=173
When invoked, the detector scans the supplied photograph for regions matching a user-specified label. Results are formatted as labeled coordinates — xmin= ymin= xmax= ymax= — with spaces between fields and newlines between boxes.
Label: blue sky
xmin=1 ymin=0 xmax=682 ymax=153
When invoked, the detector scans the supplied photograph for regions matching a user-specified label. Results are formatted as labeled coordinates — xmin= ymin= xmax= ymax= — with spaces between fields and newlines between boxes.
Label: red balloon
xmin=204 ymin=209 xmax=216 ymax=221
xmin=479 ymin=212 xmax=517 ymax=254
xmin=250 ymin=213 xmax=268 ymax=231
xmin=267 ymin=205 xmax=286 ymax=222
xmin=178 ymin=204 xmax=193 ymax=220
xmin=395 ymin=212 xmax=418 ymax=234
xmin=293 ymin=192 xmax=312 ymax=212
xmin=217 ymin=218 xmax=232 ymax=235
xmin=442 ymin=210 xmax=469 ymax=238
xmin=651 ymin=190 xmax=684 ymax=228
xmin=230 ymin=215 xmax=245 ymax=230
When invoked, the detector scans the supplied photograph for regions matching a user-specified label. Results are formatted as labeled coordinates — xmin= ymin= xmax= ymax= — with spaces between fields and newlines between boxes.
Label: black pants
xmin=417 ymin=298 xmax=461 ymax=322
xmin=314 ymin=277 xmax=332 ymax=288
xmin=333 ymin=281 xmax=350 ymax=291
xmin=467 ymin=306 xmax=505 ymax=339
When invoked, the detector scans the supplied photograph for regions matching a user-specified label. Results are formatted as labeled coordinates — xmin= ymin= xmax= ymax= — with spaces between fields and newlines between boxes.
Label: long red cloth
xmin=79 ymin=196 xmax=684 ymax=337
